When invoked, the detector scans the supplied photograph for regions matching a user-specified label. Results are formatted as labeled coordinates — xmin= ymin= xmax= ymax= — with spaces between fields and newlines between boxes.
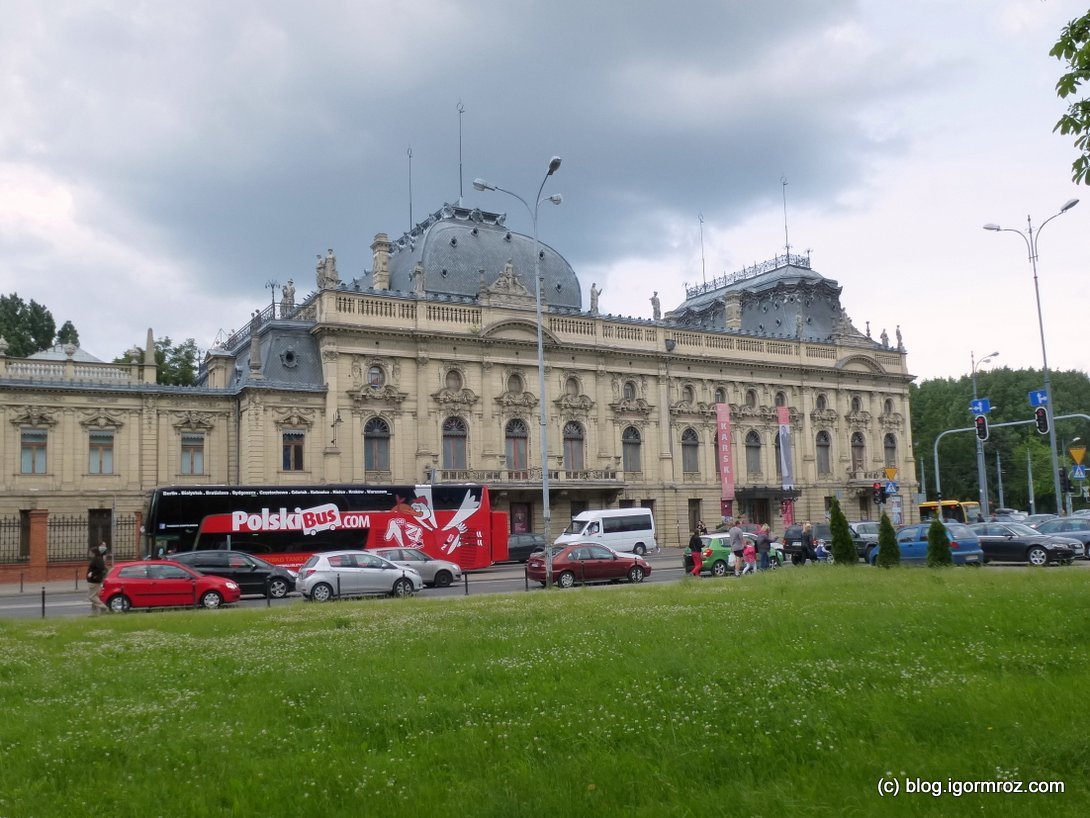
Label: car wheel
xmin=433 ymin=570 xmax=453 ymax=588
xmin=310 ymin=582 xmax=334 ymax=602
xmin=391 ymin=578 xmax=414 ymax=598
xmin=632 ymin=544 xmax=647 ymax=556
xmin=557 ymin=570 xmax=576 ymax=589
xmin=267 ymin=578 xmax=290 ymax=599
xmin=711 ymin=559 xmax=728 ymax=577
xmin=627 ymin=565 xmax=646 ymax=583
xmin=107 ymin=594 xmax=130 ymax=613
xmin=199 ymin=591 xmax=223 ymax=609
xmin=1027 ymin=546 xmax=1048 ymax=567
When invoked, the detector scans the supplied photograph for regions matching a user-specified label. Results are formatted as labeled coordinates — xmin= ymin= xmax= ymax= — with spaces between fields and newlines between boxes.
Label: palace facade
xmin=0 ymin=202 xmax=917 ymax=570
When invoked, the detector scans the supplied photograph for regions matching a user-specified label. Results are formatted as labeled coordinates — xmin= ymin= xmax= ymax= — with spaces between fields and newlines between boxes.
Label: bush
xmin=874 ymin=513 xmax=900 ymax=568
xmin=926 ymin=517 xmax=953 ymax=567
xmin=829 ymin=497 xmax=857 ymax=565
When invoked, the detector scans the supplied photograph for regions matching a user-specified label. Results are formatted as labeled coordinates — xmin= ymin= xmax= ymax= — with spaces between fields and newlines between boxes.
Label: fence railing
xmin=0 ymin=516 xmax=26 ymax=564
xmin=47 ymin=514 xmax=140 ymax=563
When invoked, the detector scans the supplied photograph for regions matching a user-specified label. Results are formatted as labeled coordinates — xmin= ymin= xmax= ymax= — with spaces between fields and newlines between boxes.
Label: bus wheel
xmin=391 ymin=578 xmax=415 ymax=598
xmin=310 ymin=583 xmax=334 ymax=602
xmin=267 ymin=578 xmax=290 ymax=599
xmin=557 ymin=571 xmax=576 ymax=589
xmin=433 ymin=570 xmax=453 ymax=588
xmin=107 ymin=594 xmax=130 ymax=613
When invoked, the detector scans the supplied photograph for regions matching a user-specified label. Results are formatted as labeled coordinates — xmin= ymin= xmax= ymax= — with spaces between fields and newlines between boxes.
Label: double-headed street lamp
xmin=983 ymin=198 xmax=1079 ymax=515
xmin=971 ymin=350 xmax=999 ymax=518
xmin=474 ymin=157 xmax=563 ymax=586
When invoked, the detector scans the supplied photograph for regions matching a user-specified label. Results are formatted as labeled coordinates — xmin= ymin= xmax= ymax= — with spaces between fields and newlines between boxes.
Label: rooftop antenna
xmin=781 ymin=175 xmax=791 ymax=257
xmin=457 ymin=100 xmax=465 ymax=204
xmin=699 ymin=213 xmax=707 ymax=285
xmin=407 ymin=146 xmax=413 ymax=232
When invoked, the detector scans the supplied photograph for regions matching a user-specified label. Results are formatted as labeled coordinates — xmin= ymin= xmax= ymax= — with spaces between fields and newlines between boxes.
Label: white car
xmin=370 ymin=547 xmax=463 ymax=588
xmin=298 ymin=550 xmax=423 ymax=602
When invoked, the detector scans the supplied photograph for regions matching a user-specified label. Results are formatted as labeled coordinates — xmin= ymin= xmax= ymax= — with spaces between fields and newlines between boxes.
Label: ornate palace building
xmin=0 ymin=202 xmax=916 ymax=571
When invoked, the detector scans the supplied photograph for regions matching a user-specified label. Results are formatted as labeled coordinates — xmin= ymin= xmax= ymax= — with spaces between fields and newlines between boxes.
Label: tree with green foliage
xmin=114 ymin=336 xmax=200 ymax=386
xmin=0 ymin=293 xmax=59 ymax=357
xmin=1052 ymin=10 xmax=1090 ymax=185
xmin=828 ymin=497 xmax=856 ymax=565
xmin=874 ymin=513 xmax=900 ymax=568
xmin=55 ymin=320 xmax=80 ymax=346
xmin=926 ymin=517 xmax=952 ymax=567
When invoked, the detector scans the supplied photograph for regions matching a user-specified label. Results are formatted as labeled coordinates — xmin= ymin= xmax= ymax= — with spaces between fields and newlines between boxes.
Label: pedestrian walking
xmin=688 ymin=530 xmax=704 ymax=577
xmin=729 ymin=518 xmax=745 ymax=576
xmin=741 ymin=540 xmax=757 ymax=575
xmin=756 ymin=524 xmax=772 ymax=571
xmin=86 ymin=542 xmax=108 ymax=615
xmin=800 ymin=521 xmax=817 ymax=565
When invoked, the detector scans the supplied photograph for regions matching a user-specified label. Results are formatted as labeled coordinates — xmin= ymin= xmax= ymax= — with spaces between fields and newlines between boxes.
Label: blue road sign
xmin=885 ymin=481 xmax=898 ymax=495
xmin=1073 ymin=464 xmax=1086 ymax=481
xmin=969 ymin=398 xmax=991 ymax=415
xmin=1029 ymin=389 xmax=1049 ymax=407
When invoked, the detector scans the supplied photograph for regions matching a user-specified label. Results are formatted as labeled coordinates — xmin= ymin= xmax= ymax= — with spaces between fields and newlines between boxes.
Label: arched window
xmin=508 ymin=373 xmax=524 ymax=394
xmin=850 ymin=431 xmax=865 ymax=473
xmin=816 ymin=431 xmax=832 ymax=476
xmin=623 ymin=380 xmax=637 ymax=401
xmin=505 ymin=418 xmax=528 ymax=470
xmin=565 ymin=376 xmax=580 ymax=396
xmin=884 ymin=398 xmax=894 ymax=415
xmin=884 ymin=433 xmax=897 ymax=467
xmin=622 ymin=426 xmax=642 ymax=473
xmin=774 ymin=391 xmax=786 ymax=407
xmin=363 ymin=417 xmax=390 ymax=472
xmin=368 ymin=365 xmax=385 ymax=388
xmin=850 ymin=395 xmax=862 ymax=413
xmin=714 ymin=387 xmax=726 ymax=404
xmin=745 ymin=389 xmax=757 ymax=409
xmin=446 ymin=369 xmax=463 ymax=391
xmin=681 ymin=428 xmax=699 ymax=474
xmin=816 ymin=393 xmax=828 ymax=411
xmin=563 ymin=421 xmax=585 ymax=471
xmin=442 ymin=416 xmax=468 ymax=470
xmin=681 ymin=385 xmax=695 ymax=404
xmin=745 ymin=431 xmax=762 ymax=476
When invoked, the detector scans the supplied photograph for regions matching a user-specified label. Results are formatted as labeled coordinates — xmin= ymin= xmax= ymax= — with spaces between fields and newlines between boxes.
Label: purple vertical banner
xmin=716 ymin=403 xmax=735 ymax=507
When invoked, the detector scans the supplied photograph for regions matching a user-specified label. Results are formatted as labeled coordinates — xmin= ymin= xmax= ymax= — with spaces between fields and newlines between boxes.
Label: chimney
xmin=371 ymin=233 xmax=391 ymax=290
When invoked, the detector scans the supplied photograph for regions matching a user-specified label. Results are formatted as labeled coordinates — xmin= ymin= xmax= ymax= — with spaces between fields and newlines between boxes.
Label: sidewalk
xmin=0 ymin=575 xmax=87 ymax=596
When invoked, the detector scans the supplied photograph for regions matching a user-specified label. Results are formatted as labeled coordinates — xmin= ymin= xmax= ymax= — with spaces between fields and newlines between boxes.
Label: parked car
xmin=370 ymin=547 xmax=462 ymax=587
xmin=685 ymin=532 xmax=783 ymax=575
xmin=506 ymin=532 xmax=548 ymax=563
xmin=784 ymin=522 xmax=876 ymax=562
xmin=867 ymin=523 xmax=984 ymax=565
xmin=1031 ymin=517 xmax=1090 ymax=557
xmin=526 ymin=543 xmax=651 ymax=588
xmin=968 ymin=522 xmax=1080 ymax=565
xmin=298 ymin=550 xmax=423 ymax=601
xmin=991 ymin=508 xmax=1027 ymax=522
xmin=1024 ymin=513 xmax=1058 ymax=526
xmin=169 ymin=550 xmax=297 ymax=598
xmin=101 ymin=560 xmax=241 ymax=612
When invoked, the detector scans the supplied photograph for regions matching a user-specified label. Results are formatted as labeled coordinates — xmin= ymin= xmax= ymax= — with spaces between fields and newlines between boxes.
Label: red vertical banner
xmin=716 ymin=403 xmax=735 ymax=505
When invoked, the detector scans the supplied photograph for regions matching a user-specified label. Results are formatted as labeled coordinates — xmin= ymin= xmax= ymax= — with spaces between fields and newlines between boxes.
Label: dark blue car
xmin=869 ymin=523 xmax=984 ymax=565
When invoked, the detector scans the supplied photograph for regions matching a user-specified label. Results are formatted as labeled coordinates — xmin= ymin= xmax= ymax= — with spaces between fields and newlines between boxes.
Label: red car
xmin=526 ymin=543 xmax=651 ymax=588
xmin=100 ymin=560 xmax=242 ymax=612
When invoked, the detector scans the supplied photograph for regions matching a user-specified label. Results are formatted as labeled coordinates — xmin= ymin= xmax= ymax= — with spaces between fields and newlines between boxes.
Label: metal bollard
xmin=75 ymin=570 xmax=80 ymax=591
xmin=336 ymin=573 xmax=341 ymax=599
xmin=20 ymin=572 xmax=24 ymax=593
xmin=266 ymin=574 xmax=271 ymax=608
xmin=41 ymin=586 xmax=46 ymax=619
xmin=524 ymin=567 xmax=529 ymax=591
xmin=463 ymin=572 xmax=469 ymax=596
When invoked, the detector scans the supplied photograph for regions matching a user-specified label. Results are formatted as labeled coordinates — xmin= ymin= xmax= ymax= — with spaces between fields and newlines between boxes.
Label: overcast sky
xmin=1 ymin=0 xmax=1087 ymax=387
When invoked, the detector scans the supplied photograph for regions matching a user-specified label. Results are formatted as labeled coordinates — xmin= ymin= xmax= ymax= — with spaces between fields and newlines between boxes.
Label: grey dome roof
xmin=384 ymin=204 xmax=581 ymax=309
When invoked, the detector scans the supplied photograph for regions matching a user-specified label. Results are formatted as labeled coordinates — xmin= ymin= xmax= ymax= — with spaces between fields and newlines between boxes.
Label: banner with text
xmin=716 ymin=403 xmax=735 ymax=504
xmin=777 ymin=406 xmax=794 ymax=490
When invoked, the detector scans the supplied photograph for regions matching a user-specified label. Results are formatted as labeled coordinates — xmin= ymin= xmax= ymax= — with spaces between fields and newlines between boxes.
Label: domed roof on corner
xmin=384 ymin=204 xmax=582 ymax=309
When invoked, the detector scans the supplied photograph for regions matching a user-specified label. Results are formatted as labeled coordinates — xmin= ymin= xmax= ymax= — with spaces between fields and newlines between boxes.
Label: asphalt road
xmin=1 ymin=551 xmax=1083 ymax=621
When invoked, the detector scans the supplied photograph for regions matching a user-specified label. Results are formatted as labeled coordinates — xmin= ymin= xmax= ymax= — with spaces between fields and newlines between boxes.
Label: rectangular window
xmin=181 ymin=433 xmax=205 ymax=476
xmin=20 ymin=429 xmax=47 ymax=474
xmin=89 ymin=431 xmax=114 ymax=475
xmin=282 ymin=431 xmax=305 ymax=471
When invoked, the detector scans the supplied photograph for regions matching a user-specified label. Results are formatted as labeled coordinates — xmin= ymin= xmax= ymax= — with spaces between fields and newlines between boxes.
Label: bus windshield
xmin=918 ymin=501 xmax=981 ymax=524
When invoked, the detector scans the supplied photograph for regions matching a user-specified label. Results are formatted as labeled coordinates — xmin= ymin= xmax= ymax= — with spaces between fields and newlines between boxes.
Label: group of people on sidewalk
xmin=687 ymin=517 xmax=776 ymax=577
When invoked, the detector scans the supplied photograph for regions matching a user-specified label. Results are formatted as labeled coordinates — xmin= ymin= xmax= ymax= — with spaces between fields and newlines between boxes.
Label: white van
xmin=555 ymin=508 xmax=657 ymax=555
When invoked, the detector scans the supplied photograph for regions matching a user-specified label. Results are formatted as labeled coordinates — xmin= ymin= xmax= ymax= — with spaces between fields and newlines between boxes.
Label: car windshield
xmin=1004 ymin=523 xmax=1042 ymax=536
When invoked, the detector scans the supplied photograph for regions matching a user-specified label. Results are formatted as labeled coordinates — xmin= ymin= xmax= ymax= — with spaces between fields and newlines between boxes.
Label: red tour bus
xmin=144 ymin=484 xmax=508 ymax=570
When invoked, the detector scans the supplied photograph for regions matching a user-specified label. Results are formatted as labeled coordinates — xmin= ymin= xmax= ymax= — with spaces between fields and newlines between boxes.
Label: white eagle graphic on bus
xmin=382 ymin=487 xmax=482 ymax=554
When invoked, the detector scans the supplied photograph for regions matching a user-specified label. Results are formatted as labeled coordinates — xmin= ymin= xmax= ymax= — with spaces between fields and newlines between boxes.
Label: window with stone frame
xmin=20 ymin=429 xmax=47 ymax=474
xmin=181 ymin=433 xmax=205 ymax=476
xmin=850 ymin=431 xmax=865 ymax=472
xmin=282 ymin=430 xmax=305 ymax=471
xmin=816 ymin=431 xmax=832 ymax=475
xmin=88 ymin=431 xmax=114 ymax=475
xmin=505 ymin=418 xmax=528 ymax=470
xmin=884 ymin=433 xmax=897 ymax=467
xmin=364 ymin=417 xmax=391 ymax=472
xmin=681 ymin=428 xmax=700 ymax=474
xmin=442 ymin=416 xmax=468 ymax=470
xmin=563 ymin=421 xmax=585 ymax=472
xmin=745 ymin=430 xmax=762 ymax=476
xmin=621 ymin=426 xmax=642 ymax=473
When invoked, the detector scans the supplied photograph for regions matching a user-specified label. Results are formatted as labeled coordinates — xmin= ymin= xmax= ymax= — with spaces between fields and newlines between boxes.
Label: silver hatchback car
xmin=298 ymin=550 xmax=423 ymax=602
xmin=370 ymin=547 xmax=463 ymax=588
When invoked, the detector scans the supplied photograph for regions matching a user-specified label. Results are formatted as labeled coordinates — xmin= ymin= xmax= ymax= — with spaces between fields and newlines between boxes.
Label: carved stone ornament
xmin=9 ymin=406 xmax=58 ymax=428
xmin=496 ymin=390 xmax=540 ymax=417
xmin=479 ymin=259 xmax=536 ymax=309
xmin=171 ymin=411 xmax=217 ymax=432
xmin=609 ymin=397 xmax=653 ymax=417
xmin=432 ymin=387 xmax=479 ymax=411
xmin=879 ymin=410 xmax=905 ymax=431
xmin=554 ymin=392 xmax=594 ymax=420
xmin=79 ymin=410 xmax=125 ymax=430
xmin=351 ymin=384 xmax=407 ymax=410
xmin=669 ymin=398 xmax=717 ymax=419
xmin=272 ymin=408 xmax=316 ymax=429
xmin=845 ymin=408 xmax=872 ymax=430
xmin=731 ymin=402 xmax=780 ymax=426
xmin=809 ymin=407 xmax=839 ymax=428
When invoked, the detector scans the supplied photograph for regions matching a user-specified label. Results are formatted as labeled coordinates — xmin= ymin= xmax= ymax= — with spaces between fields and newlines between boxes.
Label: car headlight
xmin=226 ymin=581 xmax=239 ymax=589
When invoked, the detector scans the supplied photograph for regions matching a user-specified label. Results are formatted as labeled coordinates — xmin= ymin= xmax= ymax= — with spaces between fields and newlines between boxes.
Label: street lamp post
xmin=971 ymin=350 xmax=999 ymax=518
xmin=984 ymin=198 xmax=1079 ymax=516
xmin=474 ymin=157 xmax=563 ymax=587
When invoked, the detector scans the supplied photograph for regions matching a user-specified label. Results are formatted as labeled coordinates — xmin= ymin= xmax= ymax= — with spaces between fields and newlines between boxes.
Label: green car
xmin=683 ymin=533 xmax=784 ymax=576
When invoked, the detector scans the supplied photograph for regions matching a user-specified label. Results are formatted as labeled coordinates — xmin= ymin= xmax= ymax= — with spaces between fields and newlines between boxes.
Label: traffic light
xmin=1059 ymin=467 xmax=1070 ymax=494
xmin=974 ymin=414 xmax=989 ymax=441
xmin=872 ymin=482 xmax=884 ymax=505
xmin=1034 ymin=406 xmax=1049 ymax=435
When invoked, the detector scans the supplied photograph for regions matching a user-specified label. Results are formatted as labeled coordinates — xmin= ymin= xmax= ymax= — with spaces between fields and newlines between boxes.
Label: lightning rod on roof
xmin=781 ymin=175 xmax=791 ymax=257
xmin=699 ymin=213 xmax=706 ymax=285
xmin=457 ymin=100 xmax=465 ymax=204
xmin=407 ymin=146 xmax=413 ymax=232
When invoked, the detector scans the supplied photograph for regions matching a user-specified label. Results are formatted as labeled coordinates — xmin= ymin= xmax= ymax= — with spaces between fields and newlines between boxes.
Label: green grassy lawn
xmin=1 ymin=568 xmax=1087 ymax=817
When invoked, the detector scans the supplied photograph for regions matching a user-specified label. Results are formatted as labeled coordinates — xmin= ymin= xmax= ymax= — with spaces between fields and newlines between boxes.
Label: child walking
xmin=741 ymin=540 xmax=757 ymax=575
